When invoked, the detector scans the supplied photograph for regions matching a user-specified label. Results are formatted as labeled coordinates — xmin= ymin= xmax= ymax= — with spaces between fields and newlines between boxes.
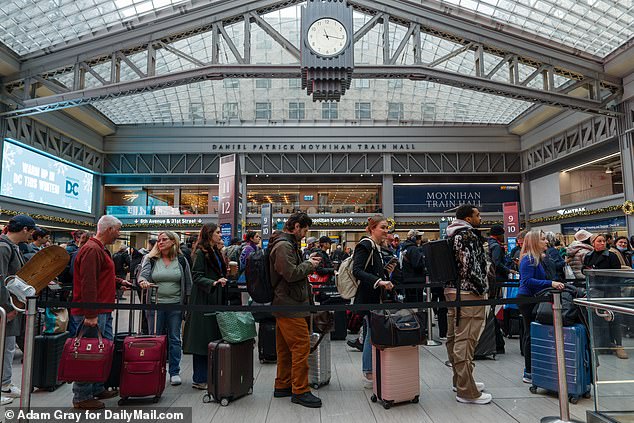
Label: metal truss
xmin=391 ymin=152 xmax=521 ymax=174
xmin=5 ymin=117 xmax=104 ymax=172
xmin=103 ymin=151 xmax=519 ymax=175
xmin=521 ymin=115 xmax=619 ymax=171
xmin=0 ymin=0 xmax=622 ymax=118
xmin=104 ymin=153 xmax=222 ymax=174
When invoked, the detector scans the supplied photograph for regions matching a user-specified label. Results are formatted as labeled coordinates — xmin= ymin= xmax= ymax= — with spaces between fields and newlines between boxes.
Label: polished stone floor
xmin=5 ymin=304 xmax=634 ymax=423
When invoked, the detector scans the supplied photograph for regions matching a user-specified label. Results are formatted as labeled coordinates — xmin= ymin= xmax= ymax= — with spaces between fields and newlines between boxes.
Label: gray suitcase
xmin=308 ymin=332 xmax=331 ymax=389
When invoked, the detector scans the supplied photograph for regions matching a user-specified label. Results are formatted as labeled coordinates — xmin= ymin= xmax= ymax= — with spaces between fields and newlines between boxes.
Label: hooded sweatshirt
xmin=446 ymin=219 xmax=488 ymax=295
xmin=566 ymin=241 xmax=593 ymax=280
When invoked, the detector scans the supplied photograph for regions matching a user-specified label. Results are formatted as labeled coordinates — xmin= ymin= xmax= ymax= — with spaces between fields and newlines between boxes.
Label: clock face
xmin=307 ymin=18 xmax=348 ymax=57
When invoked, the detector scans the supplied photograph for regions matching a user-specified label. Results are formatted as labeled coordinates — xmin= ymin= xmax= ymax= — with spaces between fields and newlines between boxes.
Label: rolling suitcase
xmin=204 ymin=339 xmax=254 ymax=406
xmin=370 ymin=345 xmax=420 ymax=409
xmin=258 ymin=319 xmax=277 ymax=363
xmin=33 ymin=331 xmax=69 ymax=391
xmin=529 ymin=322 xmax=592 ymax=403
xmin=474 ymin=309 xmax=497 ymax=360
xmin=106 ymin=288 xmax=137 ymax=391
xmin=119 ymin=286 xmax=168 ymax=404
xmin=308 ymin=332 xmax=331 ymax=389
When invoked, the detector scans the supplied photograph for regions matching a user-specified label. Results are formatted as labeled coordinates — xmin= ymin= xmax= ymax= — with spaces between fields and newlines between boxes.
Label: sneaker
xmin=192 ymin=382 xmax=207 ymax=390
xmin=273 ymin=388 xmax=292 ymax=398
xmin=439 ymin=337 xmax=448 ymax=342
xmin=1 ymin=384 xmax=20 ymax=398
xmin=522 ymin=372 xmax=532 ymax=384
xmin=0 ymin=396 xmax=13 ymax=406
xmin=456 ymin=392 xmax=492 ymax=405
xmin=453 ymin=382 xmax=485 ymax=392
xmin=73 ymin=399 xmax=105 ymax=410
xmin=347 ymin=339 xmax=363 ymax=352
xmin=291 ymin=392 xmax=322 ymax=408
xmin=615 ymin=347 xmax=629 ymax=360
xmin=362 ymin=375 xmax=373 ymax=389
xmin=171 ymin=375 xmax=182 ymax=386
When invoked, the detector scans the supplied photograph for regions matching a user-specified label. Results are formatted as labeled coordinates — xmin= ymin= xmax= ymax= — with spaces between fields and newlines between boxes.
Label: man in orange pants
xmin=269 ymin=212 xmax=321 ymax=408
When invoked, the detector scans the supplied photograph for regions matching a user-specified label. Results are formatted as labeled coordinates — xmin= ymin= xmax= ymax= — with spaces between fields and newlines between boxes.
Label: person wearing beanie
xmin=583 ymin=234 xmax=627 ymax=359
xmin=566 ymin=229 xmax=594 ymax=281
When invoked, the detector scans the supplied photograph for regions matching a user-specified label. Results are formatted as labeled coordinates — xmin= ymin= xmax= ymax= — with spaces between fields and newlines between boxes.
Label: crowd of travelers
xmin=0 ymin=207 xmax=632 ymax=409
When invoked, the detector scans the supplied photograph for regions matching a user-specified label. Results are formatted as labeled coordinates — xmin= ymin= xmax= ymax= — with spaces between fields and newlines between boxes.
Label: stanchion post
xmin=425 ymin=284 xmax=441 ymax=346
xmin=19 ymin=296 xmax=37 ymax=416
xmin=540 ymin=291 xmax=582 ymax=423
xmin=0 ymin=307 xmax=6 ymax=394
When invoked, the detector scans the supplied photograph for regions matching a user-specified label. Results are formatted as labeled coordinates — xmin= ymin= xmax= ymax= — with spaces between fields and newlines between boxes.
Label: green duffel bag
xmin=216 ymin=312 xmax=257 ymax=344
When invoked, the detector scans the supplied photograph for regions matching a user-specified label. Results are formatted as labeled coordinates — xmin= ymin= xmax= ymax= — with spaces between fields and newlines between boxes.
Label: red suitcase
xmin=370 ymin=345 xmax=420 ymax=409
xmin=118 ymin=286 xmax=168 ymax=404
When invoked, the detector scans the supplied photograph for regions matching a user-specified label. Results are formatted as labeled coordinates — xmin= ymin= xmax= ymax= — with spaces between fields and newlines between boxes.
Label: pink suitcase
xmin=370 ymin=345 xmax=420 ymax=409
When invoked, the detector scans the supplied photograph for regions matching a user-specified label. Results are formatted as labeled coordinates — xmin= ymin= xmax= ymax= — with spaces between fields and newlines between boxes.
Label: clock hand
xmin=323 ymin=29 xmax=330 ymax=39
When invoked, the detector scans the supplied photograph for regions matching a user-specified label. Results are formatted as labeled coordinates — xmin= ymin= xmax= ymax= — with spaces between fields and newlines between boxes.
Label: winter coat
xmin=544 ymin=246 xmax=565 ymax=281
xmin=0 ymin=235 xmax=25 ymax=336
xmin=446 ymin=219 xmax=488 ymax=295
xmin=518 ymin=255 xmax=552 ymax=297
xmin=488 ymin=237 xmax=510 ymax=282
xmin=314 ymin=248 xmax=336 ymax=278
xmin=399 ymin=239 xmax=425 ymax=284
xmin=566 ymin=241 xmax=594 ymax=280
xmin=353 ymin=237 xmax=387 ymax=312
xmin=583 ymin=249 xmax=622 ymax=297
xmin=182 ymin=247 xmax=227 ymax=356
xmin=269 ymin=232 xmax=313 ymax=318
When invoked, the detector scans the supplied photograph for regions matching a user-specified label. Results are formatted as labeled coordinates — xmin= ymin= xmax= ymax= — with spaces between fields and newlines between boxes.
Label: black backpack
xmin=245 ymin=248 xmax=274 ymax=303
xmin=422 ymin=239 xmax=458 ymax=284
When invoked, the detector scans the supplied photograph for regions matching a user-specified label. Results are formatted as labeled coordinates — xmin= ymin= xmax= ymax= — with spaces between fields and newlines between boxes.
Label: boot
xmin=615 ymin=346 xmax=629 ymax=359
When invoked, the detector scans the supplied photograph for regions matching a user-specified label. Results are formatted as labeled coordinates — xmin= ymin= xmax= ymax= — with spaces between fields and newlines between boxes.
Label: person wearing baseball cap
xmin=566 ymin=229 xmax=595 ymax=281
xmin=0 ymin=214 xmax=38 ymax=404
xmin=302 ymin=236 xmax=318 ymax=261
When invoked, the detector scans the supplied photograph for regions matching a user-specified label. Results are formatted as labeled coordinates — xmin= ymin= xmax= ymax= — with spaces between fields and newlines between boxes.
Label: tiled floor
xmin=5 ymin=311 xmax=634 ymax=422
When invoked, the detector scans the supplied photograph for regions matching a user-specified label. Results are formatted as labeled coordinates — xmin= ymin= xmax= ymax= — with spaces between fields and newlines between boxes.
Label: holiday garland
xmin=1 ymin=209 xmax=95 ymax=228
xmin=529 ymin=205 xmax=622 ymax=224
xmin=623 ymin=200 xmax=634 ymax=216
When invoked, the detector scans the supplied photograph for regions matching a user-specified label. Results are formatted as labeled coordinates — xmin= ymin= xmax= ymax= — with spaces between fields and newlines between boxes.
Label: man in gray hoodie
xmin=445 ymin=205 xmax=491 ymax=405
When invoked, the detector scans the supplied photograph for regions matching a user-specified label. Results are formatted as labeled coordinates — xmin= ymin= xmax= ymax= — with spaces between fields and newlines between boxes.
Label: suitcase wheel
xmin=411 ymin=396 xmax=419 ymax=404
xmin=220 ymin=398 xmax=229 ymax=407
xmin=312 ymin=384 xmax=319 ymax=389
xmin=370 ymin=395 xmax=377 ymax=403
xmin=118 ymin=399 xmax=126 ymax=406
xmin=153 ymin=397 xmax=160 ymax=403
xmin=383 ymin=401 xmax=392 ymax=410
xmin=569 ymin=396 xmax=578 ymax=404
xmin=202 ymin=394 xmax=212 ymax=403
xmin=248 ymin=387 xmax=253 ymax=395
xmin=583 ymin=392 xmax=591 ymax=399
xmin=529 ymin=386 xmax=537 ymax=394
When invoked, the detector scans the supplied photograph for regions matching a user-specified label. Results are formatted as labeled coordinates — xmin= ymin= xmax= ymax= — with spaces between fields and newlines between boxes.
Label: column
xmin=382 ymin=174 xmax=394 ymax=218
xmin=519 ymin=174 xmax=532 ymax=229
xmin=618 ymin=99 xmax=634 ymax=235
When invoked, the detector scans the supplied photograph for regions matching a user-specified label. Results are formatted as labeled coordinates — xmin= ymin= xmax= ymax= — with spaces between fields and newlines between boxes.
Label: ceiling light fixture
xmin=605 ymin=167 xmax=613 ymax=174
xmin=561 ymin=152 xmax=620 ymax=173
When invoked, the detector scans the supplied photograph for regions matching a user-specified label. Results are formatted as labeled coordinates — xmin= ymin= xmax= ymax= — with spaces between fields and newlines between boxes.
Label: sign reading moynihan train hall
xmin=211 ymin=142 xmax=418 ymax=152
xmin=394 ymin=184 xmax=520 ymax=213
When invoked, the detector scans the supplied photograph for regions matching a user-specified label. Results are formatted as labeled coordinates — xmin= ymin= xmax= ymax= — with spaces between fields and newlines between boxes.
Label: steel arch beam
xmin=0 ymin=65 xmax=618 ymax=118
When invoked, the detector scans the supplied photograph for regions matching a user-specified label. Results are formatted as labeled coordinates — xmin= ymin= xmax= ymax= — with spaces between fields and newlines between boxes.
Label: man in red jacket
xmin=71 ymin=215 xmax=130 ymax=410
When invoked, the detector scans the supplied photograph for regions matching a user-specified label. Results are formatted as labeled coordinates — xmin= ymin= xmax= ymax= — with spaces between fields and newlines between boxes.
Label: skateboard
xmin=8 ymin=245 xmax=69 ymax=310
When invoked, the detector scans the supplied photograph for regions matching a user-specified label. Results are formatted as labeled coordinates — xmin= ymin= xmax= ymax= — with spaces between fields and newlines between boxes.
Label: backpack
xmin=421 ymin=239 xmax=458 ymax=284
xmin=245 ymin=248 xmax=274 ymax=303
xmin=336 ymin=238 xmax=375 ymax=300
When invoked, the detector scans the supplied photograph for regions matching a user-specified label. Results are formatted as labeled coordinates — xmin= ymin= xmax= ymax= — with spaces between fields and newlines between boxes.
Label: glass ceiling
xmin=442 ymin=0 xmax=634 ymax=57
xmin=0 ymin=0 xmax=192 ymax=56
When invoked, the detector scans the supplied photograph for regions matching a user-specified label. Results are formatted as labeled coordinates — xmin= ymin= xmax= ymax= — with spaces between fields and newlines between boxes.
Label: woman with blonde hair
xmin=517 ymin=230 xmax=565 ymax=384
xmin=138 ymin=231 xmax=192 ymax=386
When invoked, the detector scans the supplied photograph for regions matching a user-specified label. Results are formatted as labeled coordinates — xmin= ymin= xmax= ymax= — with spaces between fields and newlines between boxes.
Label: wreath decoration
xmin=386 ymin=217 xmax=396 ymax=231
xmin=623 ymin=200 xmax=634 ymax=216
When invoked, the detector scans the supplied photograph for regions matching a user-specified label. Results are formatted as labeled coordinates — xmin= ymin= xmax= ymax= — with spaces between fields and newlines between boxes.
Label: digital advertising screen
xmin=1 ymin=140 xmax=94 ymax=213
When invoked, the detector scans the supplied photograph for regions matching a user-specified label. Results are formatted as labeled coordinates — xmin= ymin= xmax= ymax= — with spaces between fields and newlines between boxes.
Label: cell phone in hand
xmin=384 ymin=257 xmax=398 ymax=269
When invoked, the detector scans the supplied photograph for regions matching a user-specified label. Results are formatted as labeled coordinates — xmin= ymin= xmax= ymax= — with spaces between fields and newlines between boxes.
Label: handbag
xmin=43 ymin=307 xmax=69 ymax=334
xmin=216 ymin=312 xmax=257 ymax=344
xmin=308 ymin=273 xmax=331 ymax=284
xmin=370 ymin=307 xmax=427 ymax=347
xmin=534 ymin=285 xmax=581 ymax=326
xmin=57 ymin=325 xmax=114 ymax=383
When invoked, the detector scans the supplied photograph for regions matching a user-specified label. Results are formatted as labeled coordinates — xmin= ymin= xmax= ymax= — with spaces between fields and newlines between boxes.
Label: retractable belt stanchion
xmin=19 ymin=296 xmax=37 ymax=417
xmin=540 ymin=290 xmax=582 ymax=423
xmin=425 ymin=281 xmax=441 ymax=346
xmin=0 ymin=307 xmax=6 ymax=399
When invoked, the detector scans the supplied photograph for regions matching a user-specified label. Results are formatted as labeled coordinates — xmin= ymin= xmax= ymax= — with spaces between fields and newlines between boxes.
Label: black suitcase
xmin=32 ymin=331 xmax=69 ymax=391
xmin=258 ymin=319 xmax=277 ymax=363
xmin=321 ymin=294 xmax=348 ymax=341
xmin=474 ymin=309 xmax=497 ymax=360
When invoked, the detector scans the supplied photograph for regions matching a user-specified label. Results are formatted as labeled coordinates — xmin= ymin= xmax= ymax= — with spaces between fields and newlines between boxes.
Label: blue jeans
xmin=362 ymin=316 xmax=372 ymax=374
xmin=192 ymin=354 xmax=207 ymax=384
xmin=146 ymin=309 xmax=182 ymax=376
xmin=71 ymin=313 xmax=113 ymax=403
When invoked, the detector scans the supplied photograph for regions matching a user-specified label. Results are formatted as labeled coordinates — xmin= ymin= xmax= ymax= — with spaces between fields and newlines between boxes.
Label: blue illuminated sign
xmin=303 ymin=195 xmax=314 ymax=201
xmin=1 ymin=140 xmax=94 ymax=213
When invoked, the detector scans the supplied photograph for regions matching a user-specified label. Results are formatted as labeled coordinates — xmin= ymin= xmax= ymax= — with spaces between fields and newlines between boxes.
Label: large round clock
xmin=307 ymin=18 xmax=348 ymax=57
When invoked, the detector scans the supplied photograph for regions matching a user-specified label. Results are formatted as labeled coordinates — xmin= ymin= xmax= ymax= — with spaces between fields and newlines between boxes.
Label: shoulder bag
xmin=58 ymin=325 xmax=114 ymax=383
